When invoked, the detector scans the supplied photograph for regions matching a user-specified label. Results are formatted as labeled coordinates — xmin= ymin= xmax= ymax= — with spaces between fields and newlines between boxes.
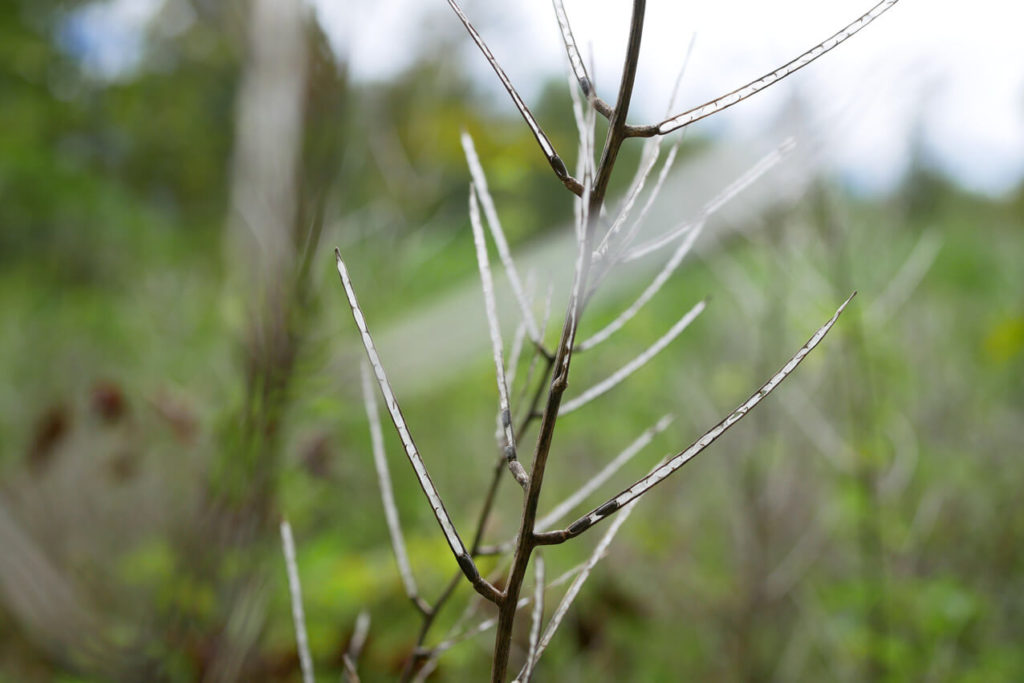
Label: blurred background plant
xmin=1 ymin=0 xmax=1022 ymax=681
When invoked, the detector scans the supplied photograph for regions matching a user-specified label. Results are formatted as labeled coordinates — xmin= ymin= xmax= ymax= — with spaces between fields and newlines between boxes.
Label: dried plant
xmin=284 ymin=1 xmax=903 ymax=680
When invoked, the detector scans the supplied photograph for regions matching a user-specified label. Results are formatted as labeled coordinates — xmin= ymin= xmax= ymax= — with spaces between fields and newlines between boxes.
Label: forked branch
xmin=492 ymin=3 xmax=649 ymax=679
xmin=336 ymin=249 xmax=500 ymax=603
xmin=536 ymin=292 xmax=856 ymax=545
xmin=626 ymin=0 xmax=901 ymax=137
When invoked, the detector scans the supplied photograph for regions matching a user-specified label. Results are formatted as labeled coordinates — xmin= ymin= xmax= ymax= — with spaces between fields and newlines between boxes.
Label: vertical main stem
xmin=489 ymin=2 xmax=647 ymax=680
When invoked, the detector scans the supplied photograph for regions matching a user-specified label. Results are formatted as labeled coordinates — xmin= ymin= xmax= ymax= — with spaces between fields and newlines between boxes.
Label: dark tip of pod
xmin=549 ymin=154 xmax=569 ymax=180
xmin=456 ymin=554 xmax=480 ymax=582
xmin=567 ymin=518 xmax=589 ymax=536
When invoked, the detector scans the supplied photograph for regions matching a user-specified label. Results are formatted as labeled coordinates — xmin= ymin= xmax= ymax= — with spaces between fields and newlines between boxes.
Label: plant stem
xmin=489 ymin=2 xmax=647 ymax=680
xmin=398 ymin=356 xmax=556 ymax=682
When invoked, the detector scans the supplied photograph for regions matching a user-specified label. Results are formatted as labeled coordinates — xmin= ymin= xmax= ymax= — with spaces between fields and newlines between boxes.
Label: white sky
xmin=314 ymin=0 xmax=1024 ymax=196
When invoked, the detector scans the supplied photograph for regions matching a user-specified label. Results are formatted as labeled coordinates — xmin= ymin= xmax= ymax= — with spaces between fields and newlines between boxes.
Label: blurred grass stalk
xmin=209 ymin=0 xmax=310 ymax=679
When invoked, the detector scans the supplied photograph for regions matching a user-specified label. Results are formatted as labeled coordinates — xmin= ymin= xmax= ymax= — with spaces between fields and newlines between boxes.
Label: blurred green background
xmin=2 ymin=1 xmax=1023 ymax=681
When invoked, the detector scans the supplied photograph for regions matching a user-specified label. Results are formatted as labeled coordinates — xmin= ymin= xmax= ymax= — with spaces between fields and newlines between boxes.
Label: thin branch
xmin=335 ymin=249 xmax=500 ymax=603
xmin=413 ymin=549 xmax=518 ymax=680
xmin=624 ymin=139 xmax=794 ymax=262
xmin=560 ymin=299 xmax=707 ymax=415
xmin=867 ymin=229 xmax=942 ymax=324
xmin=607 ymin=138 xmax=683 ymax=263
xmin=562 ymin=183 xmax=591 ymax=383
xmin=280 ymin=520 xmax=314 ymax=683
xmin=525 ymin=493 xmax=643 ymax=676
xmin=479 ymin=413 xmax=674 ymax=556
xmin=348 ymin=610 xmax=371 ymax=664
xmin=537 ymin=414 xmax=673 ymax=531
xmin=462 ymin=132 xmax=544 ymax=347
xmin=552 ymin=0 xmax=613 ymax=118
xmin=593 ymin=139 xmax=662 ymax=260
xmin=342 ymin=657 xmax=360 ymax=683
xmin=470 ymin=186 xmax=531 ymax=489
xmin=400 ymin=292 xmax=560 ymax=679
xmin=410 ymin=654 xmax=440 ymax=683
xmin=568 ymin=66 xmax=598 ymax=187
xmin=628 ymin=0 xmax=902 ymax=137
xmin=581 ymin=217 xmax=707 ymax=352
xmin=665 ymin=33 xmax=698 ymax=115
xmin=360 ymin=362 xmax=427 ymax=614
xmin=446 ymin=0 xmax=583 ymax=195
xmin=506 ymin=320 xmax=529 ymax=398
xmin=588 ymin=0 xmax=648 ymax=209
xmin=592 ymin=32 xmax=697 ymax=263
xmin=521 ymin=553 xmax=546 ymax=683
xmin=567 ymin=70 xmax=589 ymax=171
xmin=537 ymin=292 xmax=856 ymax=544
xmin=402 ymin=348 xmax=557 ymax=681
xmin=426 ymin=561 xmax=589 ymax=660
xmin=514 ymin=284 xmax=555 ymax=425
xmin=342 ymin=610 xmax=372 ymax=683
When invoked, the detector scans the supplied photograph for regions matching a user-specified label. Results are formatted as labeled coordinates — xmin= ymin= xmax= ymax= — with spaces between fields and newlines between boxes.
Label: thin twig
xmin=537 ymin=292 xmax=856 ymax=544
xmin=590 ymin=33 xmax=697 ymax=271
xmin=514 ymin=284 xmax=555 ymax=425
xmin=567 ymin=70 xmax=598 ymax=186
xmin=523 ymin=493 xmax=644 ymax=676
xmin=280 ymin=520 xmax=314 ymax=683
xmin=462 ymin=132 xmax=544 ymax=347
xmin=409 ymin=654 xmax=439 ymax=683
xmin=348 ymin=610 xmax=371 ymax=664
xmin=537 ymin=414 xmax=673 ymax=531
xmin=594 ymin=139 xmax=663 ymax=259
xmin=588 ymin=0 xmax=647 ymax=209
xmin=342 ymin=656 xmax=360 ymax=683
xmin=593 ymin=30 xmax=697 ymax=262
xmin=552 ymin=0 xmax=613 ymax=118
xmin=342 ymin=610 xmax=371 ymax=683
xmin=606 ymin=139 xmax=682 ymax=264
xmin=413 ymin=549 xmax=517 ymax=679
xmin=360 ymin=362 xmax=427 ymax=614
xmin=666 ymin=33 xmax=698 ymax=115
xmin=446 ymin=0 xmax=583 ymax=195
xmin=624 ymin=139 xmax=794 ymax=262
xmin=336 ymin=249 xmax=500 ymax=603
xmin=470 ymin=186 xmax=530 ymax=489
xmin=478 ymin=413 xmax=675 ymax=556
xmin=400 ymin=328 xmax=560 ymax=679
xmin=426 ymin=561 xmax=589 ymax=660
xmin=521 ymin=553 xmax=546 ymax=682
xmin=506 ymin=320 xmax=529 ymax=398
xmin=561 ymin=299 xmax=706 ymax=415
xmin=627 ymin=0 xmax=902 ymax=137
xmin=581 ymin=216 xmax=708 ymax=352
xmin=867 ymin=229 xmax=942 ymax=324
